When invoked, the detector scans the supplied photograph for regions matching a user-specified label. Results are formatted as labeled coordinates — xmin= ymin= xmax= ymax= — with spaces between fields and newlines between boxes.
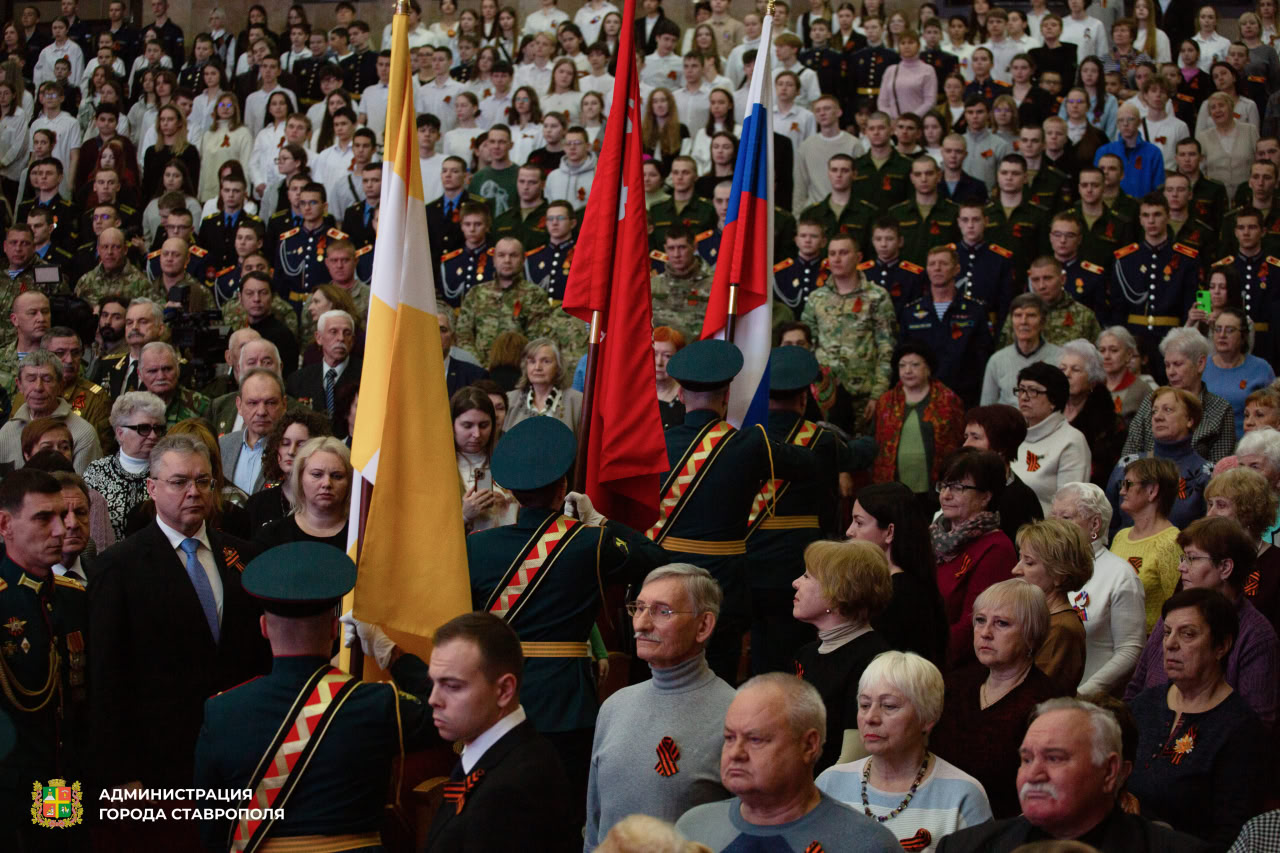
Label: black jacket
xmin=937 ymin=808 xmax=1213 ymax=853
xmin=286 ymin=356 xmax=364 ymax=438
xmin=446 ymin=358 xmax=489 ymax=399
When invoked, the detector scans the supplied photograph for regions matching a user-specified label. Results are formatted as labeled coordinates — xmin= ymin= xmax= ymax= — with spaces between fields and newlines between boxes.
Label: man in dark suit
xmin=440 ymin=311 xmax=487 ymax=397
xmin=286 ymin=309 xmax=362 ymax=438
xmin=88 ymin=433 xmax=271 ymax=844
xmin=938 ymin=698 xmax=1212 ymax=853
xmin=423 ymin=612 xmax=578 ymax=853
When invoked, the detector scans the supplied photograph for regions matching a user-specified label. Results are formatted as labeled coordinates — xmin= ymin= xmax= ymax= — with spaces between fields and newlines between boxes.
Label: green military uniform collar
xmin=682 ymin=408 xmax=723 ymax=428
xmin=515 ymin=504 xmax=561 ymax=529
xmin=0 ymin=552 xmax=49 ymax=593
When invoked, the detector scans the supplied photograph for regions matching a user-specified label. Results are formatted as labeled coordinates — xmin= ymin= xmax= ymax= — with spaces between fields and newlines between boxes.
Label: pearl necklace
xmin=861 ymin=752 xmax=931 ymax=822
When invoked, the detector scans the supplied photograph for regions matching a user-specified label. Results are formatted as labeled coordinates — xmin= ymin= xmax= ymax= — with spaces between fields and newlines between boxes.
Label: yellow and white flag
xmin=348 ymin=7 xmax=470 ymax=644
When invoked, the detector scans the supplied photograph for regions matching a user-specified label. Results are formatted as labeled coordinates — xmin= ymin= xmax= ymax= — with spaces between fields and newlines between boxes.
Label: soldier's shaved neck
xmin=680 ymin=387 xmax=728 ymax=416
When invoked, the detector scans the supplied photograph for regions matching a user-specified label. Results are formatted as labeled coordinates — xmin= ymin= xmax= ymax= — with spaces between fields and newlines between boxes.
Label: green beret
xmin=666 ymin=339 xmax=743 ymax=391
xmin=768 ymin=346 xmax=820 ymax=392
xmin=491 ymin=417 xmax=576 ymax=491
xmin=242 ymin=542 xmax=357 ymax=616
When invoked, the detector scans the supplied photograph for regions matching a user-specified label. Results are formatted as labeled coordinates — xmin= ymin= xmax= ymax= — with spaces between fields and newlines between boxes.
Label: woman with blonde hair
xmin=541 ymin=57 xmax=581 ymax=124
xmin=504 ymin=337 xmax=583 ymax=435
xmin=1205 ymin=466 xmax=1280 ymax=628
xmin=254 ymin=436 xmax=351 ymax=549
xmin=199 ymin=92 xmax=253 ymax=200
xmin=793 ymin=539 xmax=895 ymax=772
xmin=642 ymin=88 xmax=691 ymax=178
xmin=594 ymin=814 xmax=711 ymax=853
xmin=1197 ymin=90 xmax=1260 ymax=198
xmin=1012 ymin=519 xmax=1094 ymax=693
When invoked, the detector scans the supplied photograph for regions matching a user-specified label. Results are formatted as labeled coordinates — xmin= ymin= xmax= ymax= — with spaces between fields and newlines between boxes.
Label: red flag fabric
xmin=560 ymin=0 xmax=666 ymax=529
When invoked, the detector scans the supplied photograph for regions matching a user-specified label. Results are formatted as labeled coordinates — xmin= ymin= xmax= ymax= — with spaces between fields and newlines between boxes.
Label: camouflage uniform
xmin=0 ymin=265 xmax=75 ymax=351
xmin=222 ymin=297 xmax=302 ymax=339
xmin=298 ymin=281 xmax=370 ymax=344
xmin=0 ymin=345 xmax=19 ymax=404
xmin=74 ymin=262 xmax=161 ymax=307
xmin=163 ymin=387 xmax=212 ymax=426
xmin=541 ymin=307 xmax=589 ymax=368
xmin=799 ymin=278 xmax=899 ymax=434
xmin=160 ymin=274 xmax=215 ymax=312
xmin=455 ymin=276 xmax=557 ymax=368
xmin=997 ymin=290 xmax=1103 ymax=348
xmin=649 ymin=257 xmax=716 ymax=340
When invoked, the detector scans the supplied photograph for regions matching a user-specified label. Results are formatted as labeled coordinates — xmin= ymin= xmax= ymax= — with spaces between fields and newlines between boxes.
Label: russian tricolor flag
xmin=700 ymin=15 xmax=775 ymax=429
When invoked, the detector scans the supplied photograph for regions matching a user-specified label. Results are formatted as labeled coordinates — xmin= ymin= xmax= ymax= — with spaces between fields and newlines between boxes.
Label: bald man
xmin=156 ymin=237 xmax=212 ymax=312
xmin=74 ymin=226 xmax=162 ymax=307
xmin=1094 ymin=103 xmax=1165 ymax=197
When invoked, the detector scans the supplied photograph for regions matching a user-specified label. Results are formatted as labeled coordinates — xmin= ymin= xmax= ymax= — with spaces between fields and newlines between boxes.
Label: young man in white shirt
xmin=794 ymin=95 xmax=859 ymax=215
xmin=29 ymin=82 xmax=80 ymax=196
xmin=35 ymin=17 xmax=85 ymax=87
xmin=772 ymin=33 xmax=821 ymax=108
xmin=772 ymin=72 xmax=816 ymax=151
xmin=327 ymin=128 xmax=375 ymax=217
xmin=980 ymin=8 xmax=1021 ymax=84
xmin=244 ymin=55 xmax=298 ymax=139
xmin=726 ymin=13 xmax=763 ymax=88
xmin=417 ymin=114 xmax=445 ymax=205
xmin=674 ymin=54 xmax=713 ymax=136
xmin=1061 ymin=0 xmax=1108 ymax=63
xmin=639 ymin=20 xmax=683 ymax=90
xmin=522 ymin=0 xmax=570 ymax=38
xmin=313 ymin=107 xmax=358 ymax=186
xmin=281 ymin=23 xmax=312 ymax=75
xmin=477 ymin=62 xmax=515 ymax=131
xmin=581 ymin=44 xmax=614 ymax=113
xmin=1138 ymin=76 xmax=1189 ymax=167
xmin=417 ymin=46 xmax=463 ymax=135
xmin=359 ymin=51 xmax=392 ymax=147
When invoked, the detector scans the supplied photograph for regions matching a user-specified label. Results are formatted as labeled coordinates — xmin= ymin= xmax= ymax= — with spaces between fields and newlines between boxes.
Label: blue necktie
xmin=364 ymin=204 xmax=373 ymax=227
xmin=325 ymin=368 xmax=337 ymax=419
xmin=180 ymin=538 xmax=220 ymax=643
xmin=443 ymin=198 xmax=454 ymax=217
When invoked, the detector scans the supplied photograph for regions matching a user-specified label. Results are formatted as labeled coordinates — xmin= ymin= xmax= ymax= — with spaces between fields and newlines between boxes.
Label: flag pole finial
xmin=393 ymin=0 xmax=410 ymax=14
xmin=765 ymin=0 xmax=776 ymax=13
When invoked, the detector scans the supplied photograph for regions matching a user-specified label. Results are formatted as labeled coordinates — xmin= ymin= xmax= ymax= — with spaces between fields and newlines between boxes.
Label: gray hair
xmin=16 ymin=349 xmax=63 ymax=382
xmin=1097 ymin=325 xmax=1137 ymax=355
xmin=973 ymin=578 xmax=1049 ymax=658
xmin=1059 ymin=339 xmax=1106 ymax=384
xmin=1029 ymin=697 xmax=1123 ymax=767
xmin=238 ymin=338 xmax=281 ymax=375
xmin=1237 ymin=427 xmax=1280 ymax=471
xmin=110 ymin=391 xmax=166 ymax=427
xmin=237 ymin=367 xmax=285 ymax=398
xmin=738 ymin=672 xmax=828 ymax=752
xmin=437 ymin=311 xmax=454 ymax=331
xmin=140 ymin=340 xmax=179 ymax=365
xmin=128 ymin=296 xmax=165 ymax=326
xmin=641 ymin=563 xmax=723 ymax=619
xmin=148 ymin=433 xmax=212 ymax=470
xmin=1158 ymin=327 xmax=1210 ymax=365
xmin=1053 ymin=482 xmax=1113 ymax=544
xmin=857 ymin=651 xmax=945 ymax=728
xmin=515 ymin=336 xmax=566 ymax=390
xmin=595 ymin=815 xmax=702 ymax=853
xmin=318 ymin=309 xmax=355 ymax=335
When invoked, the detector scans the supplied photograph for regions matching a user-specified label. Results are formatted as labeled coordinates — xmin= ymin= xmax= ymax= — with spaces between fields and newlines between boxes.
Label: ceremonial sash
xmin=746 ymin=420 xmax=823 ymax=537
xmin=645 ymin=420 xmax=736 ymax=544
xmin=484 ymin=514 xmax=584 ymax=623
xmin=229 ymin=666 xmax=360 ymax=853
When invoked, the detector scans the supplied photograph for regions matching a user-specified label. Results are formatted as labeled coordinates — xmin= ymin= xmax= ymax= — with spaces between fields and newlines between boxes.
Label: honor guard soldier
xmin=697 ymin=227 xmax=721 ymax=266
xmin=652 ymin=339 xmax=821 ymax=684
xmin=862 ymin=219 xmax=927 ymax=313
xmin=848 ymin=18 xmax=899 ymax=110
xmin=355 ymin=242 xmax=374 ymax=283
xmin=851 ymin=115 xmax=913 ymax=213
xmin=0 ymin=470 xmax=90 ymax=852
xmin=798 ymin=19 xmax=847 ymax=95
xmin=1048 ymin=212 xmax=1109 ymax=317
xmin=266 ymin=174 xmax=323 ymax=257
xmin=193 ymin=543 xmax=440 ymax=853
xmin=467 ymin=417 xmax=667 ymax=820
xmin=1165 ymin=172 xmax=1219 ymax=260
xmin=1211 ymin=207 xmax=1279 ymax=360
xmin=1061 ymin=166 xmax=1135 ymax=269
xmin=955 ymin=201 xmax=1017 ymax=330
xmin=1108 ymin=192 xmax=1201 ymax=345
xmin=492 ymin=163 xmax=551 ymax=252
xmin=523 ymin=201 xmax=576 ymax=301
xmin=983 ymin=154 xmax=1052 ymax=279
xmin=276 ymin=183 xmax=346 ymax=316
xmin=889 ymin=157 xmax=961 ymax=266
xmin=801 ymin=154 xmax=880 ymax=248
xmin=772 ymin=219 xmax=830 ymax=316
xmin=899 ymin=245 xmax=996 ymax=406
xmin=745 ymin=347 xmax=848 ymax=673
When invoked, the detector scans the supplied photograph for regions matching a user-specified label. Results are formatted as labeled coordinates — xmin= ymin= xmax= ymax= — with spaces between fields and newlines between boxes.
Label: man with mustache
xmin=937 ymin=698 xmax=1211 ymax=851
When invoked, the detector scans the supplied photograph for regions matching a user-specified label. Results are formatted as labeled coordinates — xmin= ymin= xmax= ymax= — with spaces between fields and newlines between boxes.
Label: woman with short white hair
xmin=503 ymin=337 xmax=584 ymax=436
xmin=1059 ymin=339 xmax=1126 ymax=484
xmin=1097 ymin=326 xmax=1154 ymax=422
xmin=1050 ymin=482 xmax=1147 ymax=694
xmin=817 ymin=651 xmax=992 ymax=852
xmin=82 ymin=391 xmax=168 ymax=540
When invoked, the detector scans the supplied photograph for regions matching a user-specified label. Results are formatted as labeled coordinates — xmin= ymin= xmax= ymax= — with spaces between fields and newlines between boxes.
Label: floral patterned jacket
xmin=871 ymin=379 xmax=966 ymax=486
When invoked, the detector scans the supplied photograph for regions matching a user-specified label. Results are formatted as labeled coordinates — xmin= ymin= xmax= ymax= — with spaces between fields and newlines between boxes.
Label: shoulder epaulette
xmin=215 ymin=674 xmax=264 ymax=696
xmin=900 ymin=260 xmax=924 ymax=274
xmin=650 ymin=249 xmax=667 ymax=262
xmin=53 ymin=574 xmax=86 ymax=591
xmin=774 ymin=258 xmax=795 ymax=272
xmin=1172 ymin=242 xmax=1198 ymax=259
xmin=105 ymin=351 xmax=128 ymax=363
xmin=85 ymin=381 xmax=104 ymax=394
xmin=0 ymin=578 xmax=7 ymax=591
xmin=1212 ymin=255 xmax=1233 ymax=267
xmin=120 ymin=204 xmax=136 ymax=215
xmin=695 ymin=229 xmax=714 ymax=242
xmin=1079 ymin=261 xmax=1104 ymax=274
xmin=989 ymin=243 xmax=1013 ymax=259
xmin=188 ymin=245 xmax=208 ymax=257
xmin=856 ymin=260 xmax=875 ymax=271
xmin=355 ymin=244 xmax=372 ymax=256
xmin=269 ymin=209 xmax=288 ymax=221
xmin=280 ymin=227 xmax=300 ymax=239
xmin=326 ymin=227 xmax=348 ymax=239
xmin=146 ymin=248 xmax=161 ymax=259
xmin=202 ymin=211 xmax=219 ymax=220
xmin=1223 ymin=206 xmax=1243 ymax=218
xmin=524 ymin=246 xmax=540 ymax=257
xmin=215 ymin=264 xmax=236 ymax=277
xmin=441 ymin=248 xmax=463 ymax=261
xmin=1114 ymin=243 xmax=1140 ymax=259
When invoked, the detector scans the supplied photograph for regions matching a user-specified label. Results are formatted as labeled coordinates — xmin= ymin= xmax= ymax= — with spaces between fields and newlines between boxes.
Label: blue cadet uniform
xmin=524 ymin=238 xmax=575 ymax=301
xmin=210 ymin=263 xmax=243 ymax=308
xmin=1212 ymin=252 xmax=1280 ymax=361
xmin=898 ymin=289 xmax=995 ymax=406
xmin=1108 ymin=239 xmax=1201 ymax=344
xmin=859 ymin=256 xmax=925 ymax=314
xmin=276 ymin=225 xmax=349 ymax=314
xmin=954 ymin=240 xmax=1017 ymax=329
xmin=145 ymin=242 xmax=211 ymax=284
xmin=193 ymin=543 xmax=439 ymax=853
xmin=746 ymin=347 xmax=848 ymax=674
xmin=772 ymin=254 xmax=829 ymax=314
xmin=965 ymin=76 xmax=1011 ymax=105
xmin=697 ymin=227 xmax=722 ymax=266
xmin=438 ymin=242 xmax=494 ymax=308
xmin=655 ymin=340 xmax=822 ymax=684
xmin=1062 ymin=256 xmax=1108 ymax=318
xmin=198 ymin=209 xmax=264 ymax=270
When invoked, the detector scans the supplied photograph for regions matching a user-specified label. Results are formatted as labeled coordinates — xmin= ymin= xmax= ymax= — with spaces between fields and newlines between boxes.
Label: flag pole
xmin=725 ymin=284 xmax=739 ymax=342
xmin=572 ymin=309 xmax=602 ymax=491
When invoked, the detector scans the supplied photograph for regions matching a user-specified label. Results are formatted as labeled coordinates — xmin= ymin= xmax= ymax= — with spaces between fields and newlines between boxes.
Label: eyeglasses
xmin=1118 ymin=479 xmax=1148 ymax=492
xmin=625 ymin=602 xmax=693 ymax=620
xmin=152 ymin=475 xmax=215 ymax=492
xmin=118 ymin=423 xmax=167 ymax=437
xmin=935 ymin=481 xmax=982 ymax=494
xmin=1179 ymin=552 xmax=1216 ymax=565
xmin=1012 ymin=385 xmax=1048 ymax=398
xmin=1212 ymin=325 xmax=1240 ymax=335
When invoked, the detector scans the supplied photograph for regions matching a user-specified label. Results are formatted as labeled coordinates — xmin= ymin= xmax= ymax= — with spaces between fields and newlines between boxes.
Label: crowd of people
xmin=3 ymin=0 xmax=1280 ymax=851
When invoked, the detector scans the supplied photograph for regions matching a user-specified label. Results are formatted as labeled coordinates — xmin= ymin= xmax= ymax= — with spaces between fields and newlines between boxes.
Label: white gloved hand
xmin=357 ymin=621 xmax=398 ymax=670
xmin=563 ymin=491 xmax=607 ymax=526
xmin=339 ymin=610 xmax=359 ymax=648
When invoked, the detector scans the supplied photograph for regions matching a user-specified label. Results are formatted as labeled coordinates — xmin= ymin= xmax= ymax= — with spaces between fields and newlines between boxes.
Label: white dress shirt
xmin=155 ymin=516 xmax=224 ymax=622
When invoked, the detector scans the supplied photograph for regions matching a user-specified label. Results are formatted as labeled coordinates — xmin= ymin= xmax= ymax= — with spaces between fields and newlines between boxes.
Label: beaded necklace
xmin=861 ymin=752 xmax=931 ymax=822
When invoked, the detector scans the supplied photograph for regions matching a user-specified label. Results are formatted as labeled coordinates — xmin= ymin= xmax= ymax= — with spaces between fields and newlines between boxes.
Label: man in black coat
xmin=423 ymin=612 xmax=577 ymax=853
xmin=88 ymin=433 xmax=271 ymax=842
xmin=938 ymin=698 xmax=1212 ymax=853
xmin=286 ymin=309 xmax=362 ymax=438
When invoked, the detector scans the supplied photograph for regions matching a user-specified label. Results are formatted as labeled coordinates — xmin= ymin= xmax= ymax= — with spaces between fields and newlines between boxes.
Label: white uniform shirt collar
xmin=461 ymin=705 xmax=527 ymax=773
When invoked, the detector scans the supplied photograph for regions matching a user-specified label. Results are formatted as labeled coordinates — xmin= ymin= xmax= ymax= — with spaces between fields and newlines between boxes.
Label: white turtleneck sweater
xmin=1070 ymin=538 xmax=1148 ymax=695
xmin=1011 ymin=411 xmax=1092 ymax=515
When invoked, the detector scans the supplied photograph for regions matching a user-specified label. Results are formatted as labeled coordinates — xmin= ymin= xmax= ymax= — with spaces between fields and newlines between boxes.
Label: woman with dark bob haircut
xmin=962 ymin=404 xmax=1044 ymax=543
xmin=930 ymin=448 xmax=1018 ymax=669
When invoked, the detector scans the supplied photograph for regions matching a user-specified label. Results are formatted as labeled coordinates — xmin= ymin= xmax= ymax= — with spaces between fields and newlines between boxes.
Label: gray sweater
xmin=583 ymin=653 xmax=736 ymax=850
